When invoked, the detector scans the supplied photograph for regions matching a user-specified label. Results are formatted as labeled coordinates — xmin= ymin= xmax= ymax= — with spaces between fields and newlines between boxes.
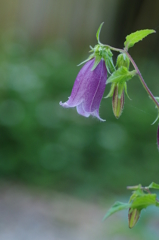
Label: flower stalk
xmin=125 ymin=51 xmax=159 ymax=110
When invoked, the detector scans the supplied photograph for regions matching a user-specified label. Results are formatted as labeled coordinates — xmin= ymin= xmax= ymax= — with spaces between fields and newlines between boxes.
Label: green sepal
xmin=77 ymin=54 xmax=94 ymax=66
xmin=89 ymin=45 xmax=94 ymax=52
xmin=103 ymin=49 xmax=115 ymax=74
xmin=124 ymin=82 xmax=131 ymax=100
xmin=107 ymin=66 xmax=136 ymax=84
xmin=105 ymin=82 xmax=126 ymax=99
xmin=105 ymin=83 xmax=115 ymax=98
xmin=91 ymin=56 xmax=101 ymax=71
xmin=117 ymin=83 xmax=125 ymax=98
xmin=96 ymin=22 xmax=104 ymax=44
xmin=124 ymin=29 xmax=156 ymax=50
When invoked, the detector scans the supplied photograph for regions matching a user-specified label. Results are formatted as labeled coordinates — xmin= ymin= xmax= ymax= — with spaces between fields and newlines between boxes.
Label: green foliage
xmin=148 ymin=182 xmax=159 ymax=190
xmin=107 ymin=66 xmax=136 ymax=84
xmin=91 ymin=56 xmax=101 ymax=71
xmin=131 ymin=194 xmax=157 ymax=209
xmin=77 ymin=53 xmax=94 ymax=66
xmin=104 ymin=183 xmax=159 ymax=228
xmin=103 ymin=202 xmax=131 ymax=220
xmin=116 ymin=53 xmax=130 ymax=69
xmin=103 ymin=48 xmax=115 ymax=74
xmin=124 ymin=29 xmax=156 ymax=50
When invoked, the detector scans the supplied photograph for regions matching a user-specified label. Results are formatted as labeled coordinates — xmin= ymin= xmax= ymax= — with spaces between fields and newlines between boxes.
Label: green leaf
xmin=103 ymin=201 xmax=131 ymax=221
xmin=131 ymin=194 xmax=157 ymax=210
xmin=107 ymin=66 xmax=136 ymax=84
xmin=147 ymin=182 xmax=159 ymax=190
xmin=96 ymin=22 xmax=104 ymax=43
xmin=124 ymin=29 xmax=156 ymax=50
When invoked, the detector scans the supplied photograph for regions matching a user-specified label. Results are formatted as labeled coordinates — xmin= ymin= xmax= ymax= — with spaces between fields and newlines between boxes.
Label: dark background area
xmin=0 ymin=0 xmax=159 ymax=199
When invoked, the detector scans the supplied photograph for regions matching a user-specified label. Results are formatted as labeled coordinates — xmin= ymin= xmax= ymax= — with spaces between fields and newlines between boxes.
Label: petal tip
xmin=59 ymin=101 xmax=69 ymax=108
xmin=91 ymin=110 xmax=105 ymax=122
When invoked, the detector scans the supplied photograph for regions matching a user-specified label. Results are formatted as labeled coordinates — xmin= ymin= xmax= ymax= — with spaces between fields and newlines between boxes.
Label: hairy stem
xmin=125 ymin=52 xmax=159 ymax=110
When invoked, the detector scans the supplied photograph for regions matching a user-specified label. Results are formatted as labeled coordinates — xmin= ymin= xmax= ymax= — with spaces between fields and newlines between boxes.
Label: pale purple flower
xmin=60 ymin=58 xmax=107 ymax=121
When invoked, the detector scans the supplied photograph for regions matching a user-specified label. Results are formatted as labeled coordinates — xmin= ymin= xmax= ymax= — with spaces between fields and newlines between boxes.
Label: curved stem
xmin=125 ymin=52 xmax=159 ymax=110
xmin=101 ymin=44 xmax=124 ymax=53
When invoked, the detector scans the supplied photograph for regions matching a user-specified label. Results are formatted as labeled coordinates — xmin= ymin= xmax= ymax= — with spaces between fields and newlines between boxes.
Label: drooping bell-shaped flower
xmin=60 ymin=58 xmax=107 ymax=121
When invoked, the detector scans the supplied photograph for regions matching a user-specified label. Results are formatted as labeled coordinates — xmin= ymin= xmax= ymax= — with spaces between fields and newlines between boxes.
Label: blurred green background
xmin=0 ymin=0 xmax=159 ymax=239
xmin=0 ymin=0 xmax=159 ymax=197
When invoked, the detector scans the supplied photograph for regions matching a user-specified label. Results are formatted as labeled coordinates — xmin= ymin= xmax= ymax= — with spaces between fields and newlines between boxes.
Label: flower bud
xmin=128 ymin=208 xmax=141 ymax=229
xmin=112 ymin=85 xmax=124 ymax=119
xmin=116 ymin=53 xmax=130 ymax=69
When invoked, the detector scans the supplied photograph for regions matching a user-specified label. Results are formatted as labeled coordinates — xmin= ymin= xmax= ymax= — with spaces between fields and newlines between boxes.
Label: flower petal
xmin=60 ymin=57 xmax=107 ymax=121
xmin=83 ymin=59 xmax=107 ymax=113
xmin=91 ymin=109 xmax=105 ymax=121
xmin=60 ymin=58 xmax=95 ymax=108
xmin=76 ymin=103 xmax=90 ymax=117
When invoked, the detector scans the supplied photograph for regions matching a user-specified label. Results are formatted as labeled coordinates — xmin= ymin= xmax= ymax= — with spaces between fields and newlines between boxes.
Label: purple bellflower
xmin=60 ymin=58 xmax=107 ymax=121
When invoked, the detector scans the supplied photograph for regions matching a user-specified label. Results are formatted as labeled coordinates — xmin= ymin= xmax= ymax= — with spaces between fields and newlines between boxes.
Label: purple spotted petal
xmin=60 ymin=58 xmax=107 ymax=120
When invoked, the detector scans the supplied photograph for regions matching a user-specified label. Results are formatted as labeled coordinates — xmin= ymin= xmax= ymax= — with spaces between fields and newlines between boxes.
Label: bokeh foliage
xmin=0 ymin=31 xmax=158 ymax=197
